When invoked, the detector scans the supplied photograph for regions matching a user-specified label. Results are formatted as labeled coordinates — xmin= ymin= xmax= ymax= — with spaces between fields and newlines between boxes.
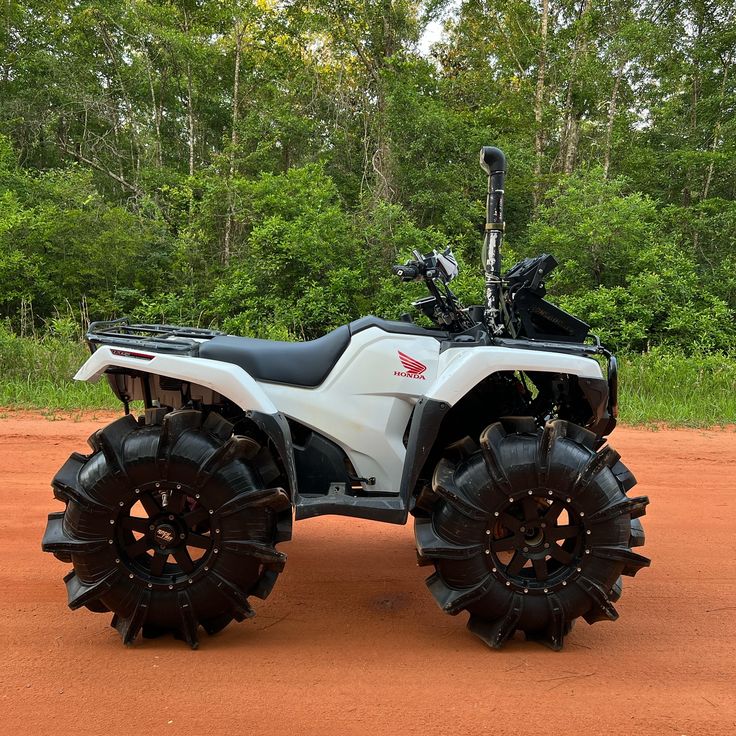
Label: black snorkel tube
xmin=479 ymin=146 xmax=506 ymax=334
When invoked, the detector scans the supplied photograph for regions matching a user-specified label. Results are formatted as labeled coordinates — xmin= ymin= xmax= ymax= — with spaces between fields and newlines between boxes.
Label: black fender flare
xmin=246 ymin=410 xmax=298 ymax=502
xmin=399 ymin=397 xmax=450 ymax=510
xmin=399 ymin=360 xmax=617 ymax=507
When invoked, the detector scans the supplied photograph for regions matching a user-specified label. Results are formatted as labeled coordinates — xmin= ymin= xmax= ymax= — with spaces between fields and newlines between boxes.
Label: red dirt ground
xmin=1 ymin=413 xmax=734 ymax=735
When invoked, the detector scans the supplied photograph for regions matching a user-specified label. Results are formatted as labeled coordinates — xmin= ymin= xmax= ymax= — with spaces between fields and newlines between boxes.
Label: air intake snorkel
xmin=479 ymin=146 xmax=506 ymax=334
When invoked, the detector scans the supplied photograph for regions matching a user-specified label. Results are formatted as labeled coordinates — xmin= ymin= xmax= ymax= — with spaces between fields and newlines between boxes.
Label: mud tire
xmin=415 ymin=418 xmax=649 ymax=650
xmin=42 ymin=409 xmax=292 ymax=648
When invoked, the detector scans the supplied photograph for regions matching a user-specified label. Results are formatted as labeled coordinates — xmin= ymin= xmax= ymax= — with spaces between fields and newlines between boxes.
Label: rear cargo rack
xmin=86 ymin=317 xmax=224 ymax=356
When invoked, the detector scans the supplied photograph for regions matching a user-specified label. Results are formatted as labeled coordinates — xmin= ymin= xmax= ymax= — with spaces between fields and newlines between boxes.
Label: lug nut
xmin=179 ymin=533 xmax=186 ymax=539
xmin=149 ymin=525 xmax=155 ymax=530
xmin=494 ymin=511 xmax=499 ymax=517
xmin=544 ymin=542 xmax=550 ymax=548
xmin=168 ymin=515 xmax=175 ymax=521
xmin=527 ymin=490 xmax=533 ymax=495
xmin=523 ymin=547 xmax=529 ymax=553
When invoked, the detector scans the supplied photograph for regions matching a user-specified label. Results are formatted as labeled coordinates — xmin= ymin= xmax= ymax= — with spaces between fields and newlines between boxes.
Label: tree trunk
xmin=146 ymin=55 xmax=163 ymax=168
xmin=177 ymin=9 xmax=196 ymax=177
xmin=563 ymin=114 xmax=581 ymax=173
xmin=683 ymin=10 xmax=704 ymax=208
xmin=187 ymin=62 xmax=195 ymax=177
xmin=372 ymin=89 xmax=394 ymax=202
xmin=223 ymin=19 xmax=244 ymax=266
xmin=702 ymin=57 xmax=731 ymax=201
xmin=603 ymin=65 xmax=623 ymax=179
xmin=559 ymin=0 xmax=591 ymax=173
xmin=533 ymin=0 xmax=549 ymax=209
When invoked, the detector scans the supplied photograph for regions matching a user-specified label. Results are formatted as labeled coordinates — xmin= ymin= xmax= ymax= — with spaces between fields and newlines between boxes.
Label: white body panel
xmin=75 ymin=328 xmax=604 ymax=493
xmin=259 ymin=328 xmax=441 ymax=492
xmin=260 ymin=328 xmax=602 ymax=490
xmin=427 ymin=345 xmax=601 ymax=405
xmin=75 ymin=345 xmax=278 ymax=414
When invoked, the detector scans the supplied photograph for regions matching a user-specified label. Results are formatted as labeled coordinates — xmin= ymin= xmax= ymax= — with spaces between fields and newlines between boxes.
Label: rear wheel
xmin=42 ymin=409 xmax=292 ymax=647
xmin=414 ymin=418 xmax=649 ymax=650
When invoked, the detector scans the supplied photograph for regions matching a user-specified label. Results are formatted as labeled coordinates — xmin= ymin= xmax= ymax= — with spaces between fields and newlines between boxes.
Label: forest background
xmin=0 ymin=0 xmax=734 ymax=422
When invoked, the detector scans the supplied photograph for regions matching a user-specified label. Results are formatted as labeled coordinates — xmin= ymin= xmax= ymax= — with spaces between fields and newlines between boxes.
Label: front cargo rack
xmin=86 ymin=317 xmax=224 ymax=356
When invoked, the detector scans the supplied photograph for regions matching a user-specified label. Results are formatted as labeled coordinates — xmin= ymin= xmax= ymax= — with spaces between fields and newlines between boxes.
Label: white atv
xmin=42 ymin=148 xmax=649 ymax=650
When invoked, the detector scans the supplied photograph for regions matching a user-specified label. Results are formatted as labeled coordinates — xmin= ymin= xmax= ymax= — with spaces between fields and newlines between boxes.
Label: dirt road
xmin=1 ymin=413 xmax=734 ymax=735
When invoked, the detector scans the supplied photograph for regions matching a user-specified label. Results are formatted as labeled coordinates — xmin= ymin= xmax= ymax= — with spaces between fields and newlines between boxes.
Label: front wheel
xmin=41 ymin=409 xmax=292 ymax=647
xmin=414 ymin=418 xmax=650 ymax=650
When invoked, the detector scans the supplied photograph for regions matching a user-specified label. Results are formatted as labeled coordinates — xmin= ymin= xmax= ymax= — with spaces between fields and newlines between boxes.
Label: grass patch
xmin=1 ymin=331 xmax=733 ymax=426
xmin=617 ymin=350 xmax=736 ymax=427
xmin=0 ymin=330 xmax=117 ymax=411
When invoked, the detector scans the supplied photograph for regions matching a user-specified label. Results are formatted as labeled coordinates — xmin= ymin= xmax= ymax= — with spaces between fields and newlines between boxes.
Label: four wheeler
xmin=42 ymin=147 xmax=649 ymax=650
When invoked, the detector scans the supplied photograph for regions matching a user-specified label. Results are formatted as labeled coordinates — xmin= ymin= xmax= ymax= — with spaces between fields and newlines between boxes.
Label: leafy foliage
xmin=0 ymin=1 xmax=734 ymax=357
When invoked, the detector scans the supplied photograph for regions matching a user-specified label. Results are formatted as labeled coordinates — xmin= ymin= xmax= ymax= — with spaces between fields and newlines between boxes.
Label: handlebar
xmin=392 ymin=249 xmax=471 ymax=332
xmin=391 ymin=261 xmax=424 ymax=281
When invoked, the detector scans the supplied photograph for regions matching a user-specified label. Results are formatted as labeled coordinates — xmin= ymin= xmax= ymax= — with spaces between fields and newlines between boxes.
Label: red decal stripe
xmin=110 ymin=348 xmax=154 ymax=361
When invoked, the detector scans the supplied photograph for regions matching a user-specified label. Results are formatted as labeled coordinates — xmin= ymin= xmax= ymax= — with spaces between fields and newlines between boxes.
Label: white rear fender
xmin=426 ymin=346 xmax=603 ymax=406
xmin=74 ymin=345 xmax=278 ymax=414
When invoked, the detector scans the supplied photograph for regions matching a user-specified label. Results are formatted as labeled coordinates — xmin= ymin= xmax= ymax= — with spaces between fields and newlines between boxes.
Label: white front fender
xmin=75 ymin=345 xmax=278 ymax=415
xmin=425 ymin=346 xmax=603 ymax=406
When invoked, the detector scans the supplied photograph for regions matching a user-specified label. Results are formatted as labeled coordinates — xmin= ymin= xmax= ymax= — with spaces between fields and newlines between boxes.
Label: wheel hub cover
xmin=153 ymin=523 xmax=178 ymax=549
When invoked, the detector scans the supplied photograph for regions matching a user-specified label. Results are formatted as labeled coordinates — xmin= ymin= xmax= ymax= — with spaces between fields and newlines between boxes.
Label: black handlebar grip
xmin=480 ymin=146 xmax=506 ymax=175
xmin=392 ymin=263 xmax=419 ymax=280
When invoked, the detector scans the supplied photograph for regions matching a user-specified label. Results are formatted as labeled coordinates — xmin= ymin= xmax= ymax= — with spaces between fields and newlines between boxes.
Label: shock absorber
xmin=479 ymin=146 xmax=506 ymax=334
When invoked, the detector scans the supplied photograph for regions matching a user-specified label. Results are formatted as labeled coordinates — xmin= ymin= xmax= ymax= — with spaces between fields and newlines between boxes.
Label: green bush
xmin=618 ymin=349 xmax=736 ymax=426
xmin=0 ymin=322 xmax=116 ymax=410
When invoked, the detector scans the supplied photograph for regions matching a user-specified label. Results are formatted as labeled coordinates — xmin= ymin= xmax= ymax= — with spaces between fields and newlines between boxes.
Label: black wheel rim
xmin=487 ymin=491 xmax=585 ymax=590
xmin=116 ymin=481 xmax=217 ymax=586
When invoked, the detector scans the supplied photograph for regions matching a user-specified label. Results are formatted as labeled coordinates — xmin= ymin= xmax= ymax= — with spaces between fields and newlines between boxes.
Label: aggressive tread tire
xmin=42 ymin=409 xmax=292 ymax=647
xmin=415 ymin=418 xmax=649 ymax=650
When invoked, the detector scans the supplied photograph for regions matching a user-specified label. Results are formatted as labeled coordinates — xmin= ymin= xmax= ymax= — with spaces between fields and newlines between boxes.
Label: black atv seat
xmin=198 ymin=325 xmax=351 ymax=387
